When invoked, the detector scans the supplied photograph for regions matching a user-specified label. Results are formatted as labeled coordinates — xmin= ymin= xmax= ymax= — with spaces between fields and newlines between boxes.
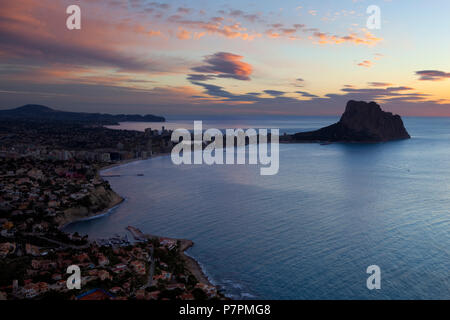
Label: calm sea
xmin=65 ymin=117 xmax=450 ymax=299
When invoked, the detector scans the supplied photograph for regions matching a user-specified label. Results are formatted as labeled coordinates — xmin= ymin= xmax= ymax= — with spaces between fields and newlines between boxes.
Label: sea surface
xmin=66 ymin=117 xmax=450 ymax=299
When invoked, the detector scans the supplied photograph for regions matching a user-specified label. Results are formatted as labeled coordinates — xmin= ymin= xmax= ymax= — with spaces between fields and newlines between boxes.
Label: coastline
xmin=180 ymin=240 xmax=215 ymax=286
xmin=59 ymin=198 xmax=124 ymax=230
xmin=182 ymin=250 xmax=216 ymax=286
xmin=59 ymin=154 xmax=169 ymax=230
xmin=126 ymin=226 xmax=216 ymax=287
xmin=99 ymin=152 xmax=170 ymax=172
xmin=62 ymin=154 xmax=219 ymax=291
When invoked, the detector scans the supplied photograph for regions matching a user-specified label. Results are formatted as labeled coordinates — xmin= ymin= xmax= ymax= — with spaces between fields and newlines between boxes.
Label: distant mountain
xmin=286 ymin=100 xmax=410 ymax=142
xmin=0 ymin=104 xmax=165 ymax=124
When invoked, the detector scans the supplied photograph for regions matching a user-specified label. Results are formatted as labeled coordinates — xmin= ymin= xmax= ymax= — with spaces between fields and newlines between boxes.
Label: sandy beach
xmin=59 ymin=197 xmax=124 ymax=230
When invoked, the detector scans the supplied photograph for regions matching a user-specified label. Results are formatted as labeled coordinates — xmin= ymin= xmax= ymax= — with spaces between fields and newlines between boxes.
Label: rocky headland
xmin=55 ymin=184 xmax=124 ymax=229
xmin=283 ymin=100 xmax=411 ymax=143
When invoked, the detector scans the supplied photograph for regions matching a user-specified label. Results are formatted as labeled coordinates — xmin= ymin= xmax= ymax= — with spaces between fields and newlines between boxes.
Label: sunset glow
xmin=1 ymin=0 xmax=450 ymax=117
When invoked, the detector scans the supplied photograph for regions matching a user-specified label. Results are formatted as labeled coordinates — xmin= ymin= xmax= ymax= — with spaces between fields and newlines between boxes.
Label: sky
xmin=0 ymin=0 xmax=450 ymax=118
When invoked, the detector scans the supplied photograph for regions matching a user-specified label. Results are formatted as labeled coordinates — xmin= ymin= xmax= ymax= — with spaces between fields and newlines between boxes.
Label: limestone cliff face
xmin=290 ymin=100 xmax=410 ymax=142
xmin=56 ymin=185 xmax=123 ymax=228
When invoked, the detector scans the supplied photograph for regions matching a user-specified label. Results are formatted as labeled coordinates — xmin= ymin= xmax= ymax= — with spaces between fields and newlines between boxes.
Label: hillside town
xmin=0 ymin=120 xmax=223 ymax=300
xmin=0 ymin=120 xmax=175 ymax=162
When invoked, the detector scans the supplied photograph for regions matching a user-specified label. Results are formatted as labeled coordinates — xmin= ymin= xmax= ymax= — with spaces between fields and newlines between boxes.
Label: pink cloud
xmin=176 ymin=28 xmax=191 ymax=40
xmin=357 ymin=60 xmax=373 ymax=68
xmin=415 ymin=70 xmax=450 ymax=81
xmin=190 ymin=52 xmax=253 ymax=81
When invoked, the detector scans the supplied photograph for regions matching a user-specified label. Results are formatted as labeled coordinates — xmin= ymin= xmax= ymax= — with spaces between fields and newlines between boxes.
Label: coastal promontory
xmin=284 ymin=100 xmax=411 ymax=143
xmin=0 ymin=104 xmax=165 ymax=124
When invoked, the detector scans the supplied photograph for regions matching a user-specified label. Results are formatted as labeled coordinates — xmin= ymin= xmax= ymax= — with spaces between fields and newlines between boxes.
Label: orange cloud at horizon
xmin=357 ymin=60 xmax=373 ymax=68
xmin=313 ymin=30 xmax=382 ymax=46
xmin=1 ymin=0 xmax=449 ymax=118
